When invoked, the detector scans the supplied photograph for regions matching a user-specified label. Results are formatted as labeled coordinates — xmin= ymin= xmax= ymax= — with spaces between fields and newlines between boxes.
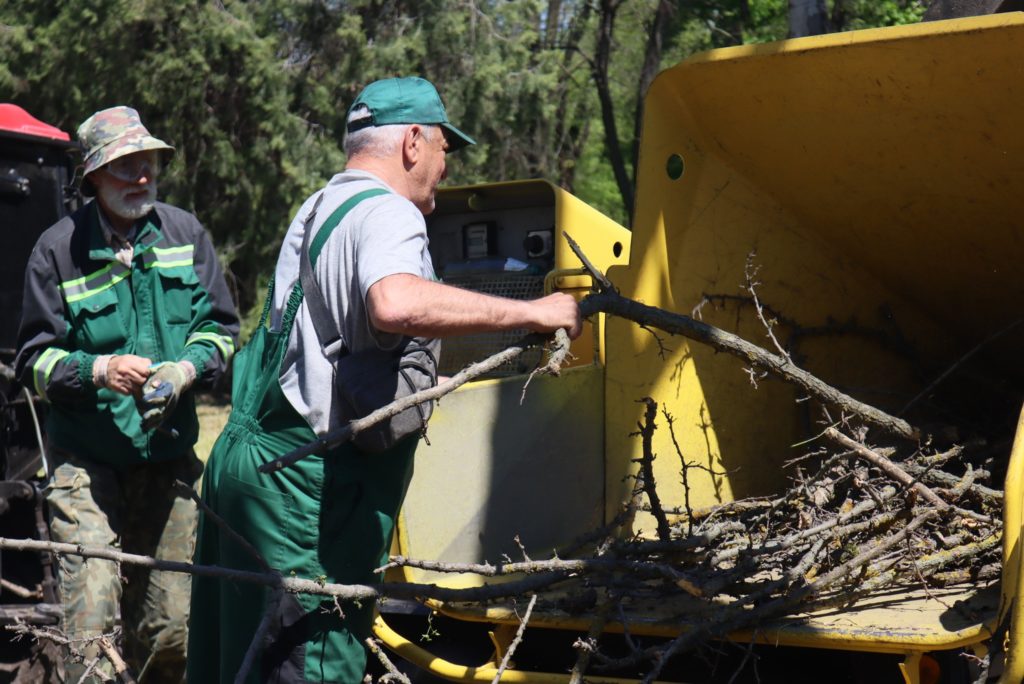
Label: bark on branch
xmin=824 ymin=428 xmax=948 ymax=509
xmin=260 ymin=330 xmax=569 ymax=473
xmin=97 ymin=636 xmax=136 ymax=684
xmin=0 ymin=537 xmax=568 ymax=604
xmin=579 ymin=290 xmax=921 ymax=441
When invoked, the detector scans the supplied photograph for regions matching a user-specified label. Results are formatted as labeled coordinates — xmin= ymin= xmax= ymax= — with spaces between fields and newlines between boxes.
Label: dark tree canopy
xmin=0 ymin=0 xmax=928 ymax=324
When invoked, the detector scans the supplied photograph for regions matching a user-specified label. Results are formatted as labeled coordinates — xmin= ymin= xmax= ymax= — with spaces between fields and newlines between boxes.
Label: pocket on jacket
xmin=66 ymin=287 xmax=126 ymax=351
xmin=156 ymin=267 xmax=200 ymax=325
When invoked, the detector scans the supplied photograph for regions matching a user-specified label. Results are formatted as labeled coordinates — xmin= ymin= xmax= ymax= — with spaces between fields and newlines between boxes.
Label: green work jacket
xmin=14 ymin=200 xmax=240 ymax=466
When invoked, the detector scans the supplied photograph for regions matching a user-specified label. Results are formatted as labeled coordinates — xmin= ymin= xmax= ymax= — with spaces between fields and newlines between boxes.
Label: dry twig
xmin=365 ymin=636 xmax=412 ymax=684
xmin=96 ymin=637 xmax=136 ymax=684
xmin=261 ymin=331 xmax=554 ymax=473
xmin=490 ymin=594 xmax=537 ymax=684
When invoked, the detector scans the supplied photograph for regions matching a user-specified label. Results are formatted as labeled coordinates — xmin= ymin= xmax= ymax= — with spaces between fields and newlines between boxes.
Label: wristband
xmin=179 ymin=360 xmax=197 ymax=388
xmin=93 ymin=355 xmax=115 ymax=388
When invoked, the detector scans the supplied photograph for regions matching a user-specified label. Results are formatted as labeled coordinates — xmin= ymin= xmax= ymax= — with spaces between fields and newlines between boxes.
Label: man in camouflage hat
xmin=15 ymin=106 xmax=239 ymax=681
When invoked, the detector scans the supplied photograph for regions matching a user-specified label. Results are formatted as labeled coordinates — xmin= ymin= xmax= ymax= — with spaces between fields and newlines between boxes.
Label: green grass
xmin=195 ymin=403 xmax=231 ymax=464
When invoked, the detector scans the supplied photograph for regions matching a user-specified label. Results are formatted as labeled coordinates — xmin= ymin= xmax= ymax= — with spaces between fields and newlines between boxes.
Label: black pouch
xmin=335 ymin=337 xmax=439 ymax=452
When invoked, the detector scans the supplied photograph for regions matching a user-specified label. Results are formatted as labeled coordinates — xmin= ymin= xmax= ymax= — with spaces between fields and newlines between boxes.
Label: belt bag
xmin=299 ymin=189 xmax=440 ymax=452
xmin=334 ymin=337 xmax=438 ymax=453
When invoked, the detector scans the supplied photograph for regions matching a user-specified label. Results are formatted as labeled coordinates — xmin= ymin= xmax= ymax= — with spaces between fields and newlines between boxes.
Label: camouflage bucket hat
xmin=77 ymin=106 xmax=174 ymax=179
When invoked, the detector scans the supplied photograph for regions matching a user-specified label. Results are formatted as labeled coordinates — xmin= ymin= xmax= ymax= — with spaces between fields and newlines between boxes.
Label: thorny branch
xmin=96 ymin=637 xmax=136 ymax=684
xmin=173 ymin=480 xmax=272 ymax=572
xmin=6 ymin=623 xmax=131 ymax=682
xmin=824 ymin=428 xmax=948 ymax=510
xmin=578 ymin=290 xmax=922 ymax=441
xmin=234 ymin=588 xmax=282 ymax=684
xmin=0 ymin=577 xmax=42 ymax=600
xmin=569 ymin=596 xmax=615 ymax=684
xmin=489 ymin=594 xmax=537 ymax=684
xmin=0 ymin=537 xmax=573 ymax=605
xmin=521 ymin=327 xmax=573 ymax=404
xmin=743 ymin=250 xmax=791 ymax=362
xmin=636 ymin=397 xmax=672 ymax=542
xmin=261 ymin=327 xmax=572 ymax=473
xmin=365 ymin=636 xmax=412 ymax=684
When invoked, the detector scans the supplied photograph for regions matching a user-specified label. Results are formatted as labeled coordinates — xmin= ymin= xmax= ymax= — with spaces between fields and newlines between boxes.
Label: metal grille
xmin=439 ymin=273 xmax=546 ymax=378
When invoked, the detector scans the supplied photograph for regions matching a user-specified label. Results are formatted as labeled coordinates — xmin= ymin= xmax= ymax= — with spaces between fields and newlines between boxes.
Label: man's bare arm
xmin=367 ymin=273 xmax=582 ymax=339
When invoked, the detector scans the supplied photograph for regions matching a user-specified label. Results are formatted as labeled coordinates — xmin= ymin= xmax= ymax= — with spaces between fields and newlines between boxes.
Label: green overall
xmin=187 ymin=190 xmax=418 ymax=683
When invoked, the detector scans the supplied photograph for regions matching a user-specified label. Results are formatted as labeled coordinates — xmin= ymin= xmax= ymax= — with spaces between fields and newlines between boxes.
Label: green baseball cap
xmin=346 ymin=77 xmax=476 ymax=152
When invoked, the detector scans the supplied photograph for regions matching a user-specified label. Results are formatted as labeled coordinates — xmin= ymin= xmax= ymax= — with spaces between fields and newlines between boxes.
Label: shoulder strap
xmin=299 ymin=188 xmax=390 ymax=357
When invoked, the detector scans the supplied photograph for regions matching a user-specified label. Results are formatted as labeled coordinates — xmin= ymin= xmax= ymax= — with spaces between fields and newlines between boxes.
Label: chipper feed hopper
xmin=376 ymin=13 xmax=1024 ymax=684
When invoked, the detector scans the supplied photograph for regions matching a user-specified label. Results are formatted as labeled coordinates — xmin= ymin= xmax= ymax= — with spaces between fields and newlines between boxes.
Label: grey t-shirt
xmin=271 ymin=169 xmax=436 ymax=434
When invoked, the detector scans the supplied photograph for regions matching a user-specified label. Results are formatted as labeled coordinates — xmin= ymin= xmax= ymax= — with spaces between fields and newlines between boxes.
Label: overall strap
xmin=299 ymin=188 xmax=389 ymax=357
xmin=258 ymin=193 xmax=327 ymax=335
xmin=257 ymin=278 xmax=276 ymax=328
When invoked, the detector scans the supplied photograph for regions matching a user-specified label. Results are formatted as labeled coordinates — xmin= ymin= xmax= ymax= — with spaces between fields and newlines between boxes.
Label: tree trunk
xmin=593 ymin=0 xmax=634 ymax=222
xmin=829 ymin=0 xmax=848 ymax=31
xmin=788 ymin=0 xmax=829 ymax=37
xmin=545 ymin=0 xmax=563 ymax=48
xmin=633 ymin=0 xmax=674 ymax=183
xmin=923 ymin=0 xmax=1014 ymax=20
xmin=553 ymin=1 xmax=593 ymax=193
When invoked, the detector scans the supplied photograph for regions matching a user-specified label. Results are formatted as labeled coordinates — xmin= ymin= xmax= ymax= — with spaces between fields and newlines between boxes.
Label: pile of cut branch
xmin=383 ymin=243 xmax=1011 ymax=682
xmin=389 ymin=394 xmax=1003 ymax=682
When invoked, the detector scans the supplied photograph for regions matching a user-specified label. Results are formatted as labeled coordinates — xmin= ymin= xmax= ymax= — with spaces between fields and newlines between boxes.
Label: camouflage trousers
xmin=45 ymin=447 xmax=203 ymax=683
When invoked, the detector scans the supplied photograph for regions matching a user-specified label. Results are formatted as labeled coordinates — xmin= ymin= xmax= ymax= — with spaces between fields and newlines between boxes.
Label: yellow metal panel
xmin=899 ymin=653 xmax=922 ymax=684
xmin=999 ymin=404 xmax=1024 ymax=682
xmin=606 ymin=12 xmax=1024 ymax=528
xmin=551 ymin=182 xmax=631 ymax=368
xmin=396 ymin=366 xmax=604 ymax=589
xmin=434 ymin=583 xmax=997 ymax=654
xmin=597 ymin=13 xmax=1021 ymax=661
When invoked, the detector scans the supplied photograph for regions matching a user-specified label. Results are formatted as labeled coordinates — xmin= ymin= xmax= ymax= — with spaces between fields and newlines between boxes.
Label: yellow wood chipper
xmin=374 ymin=12 xmax=1024 ymax=684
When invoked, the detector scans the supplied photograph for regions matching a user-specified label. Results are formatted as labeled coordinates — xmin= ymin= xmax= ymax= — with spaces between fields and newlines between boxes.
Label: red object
xmin=0 ymin=103 xmax=71 ymax=141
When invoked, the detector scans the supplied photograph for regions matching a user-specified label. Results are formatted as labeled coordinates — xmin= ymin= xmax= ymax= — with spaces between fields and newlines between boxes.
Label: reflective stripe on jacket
xmin=14 ymin=201 xmax=240 ymax=466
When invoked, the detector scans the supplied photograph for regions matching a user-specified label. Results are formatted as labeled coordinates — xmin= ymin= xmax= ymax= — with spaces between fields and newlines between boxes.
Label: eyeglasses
xmin=103 ymin=152 xmax=161 ymax=182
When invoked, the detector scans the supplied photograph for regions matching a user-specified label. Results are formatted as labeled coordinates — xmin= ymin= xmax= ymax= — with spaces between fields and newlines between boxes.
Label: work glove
xmin=138 ymin=362 xmax=190 ymax=432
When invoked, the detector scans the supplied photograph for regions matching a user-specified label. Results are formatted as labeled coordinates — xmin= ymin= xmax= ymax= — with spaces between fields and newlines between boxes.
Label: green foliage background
xmin=0 ymin=0 xmax=926 ymax=324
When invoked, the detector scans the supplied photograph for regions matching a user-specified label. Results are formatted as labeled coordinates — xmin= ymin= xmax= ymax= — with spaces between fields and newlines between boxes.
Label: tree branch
xmin=636 ymin=398 xmax=672 ymax=542
xmin=366 ymin=636 xmax=412 ymax=684
xmin=824 ymin=428 xmax=947 ymax=509
xmin=0 ymin=537 xmax=568 ymax=604
xmin=490 ymin=595 xmax=537 ymax=684
xmin=96 ymin=637 xmax=135 ymax=684
xmin=579 ymin=290 xmax=921 ymax=441
xmin=260 ymin=331 xmax=553 ymax=473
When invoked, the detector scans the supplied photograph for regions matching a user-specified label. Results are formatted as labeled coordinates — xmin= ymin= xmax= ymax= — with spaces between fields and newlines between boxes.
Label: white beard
xmin=98 ymin=181 xmax=157 ymax=221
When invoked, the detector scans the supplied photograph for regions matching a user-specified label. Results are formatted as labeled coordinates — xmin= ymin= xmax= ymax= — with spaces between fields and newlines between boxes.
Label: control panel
xmin=426 ymin=187 xmax=557 ymax=377
xmin=424 ymin=180 xmax=630 ymax=379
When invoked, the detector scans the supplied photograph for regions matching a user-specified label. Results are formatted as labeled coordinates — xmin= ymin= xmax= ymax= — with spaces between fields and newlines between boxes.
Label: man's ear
xmin=403 ymin=124 xmax=424 ymax=164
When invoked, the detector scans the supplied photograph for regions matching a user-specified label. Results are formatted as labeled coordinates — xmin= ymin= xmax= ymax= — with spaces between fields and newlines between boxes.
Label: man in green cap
xmin=15 ymin=106 xmax=239 ymax=681
xmin=188 ymin=76 xmax=580 ymax=682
